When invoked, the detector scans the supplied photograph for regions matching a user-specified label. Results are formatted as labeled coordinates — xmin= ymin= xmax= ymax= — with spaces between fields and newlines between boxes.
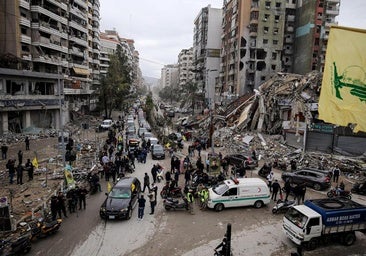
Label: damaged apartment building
xmin=0 ymin=0 xmax=102 ymax=134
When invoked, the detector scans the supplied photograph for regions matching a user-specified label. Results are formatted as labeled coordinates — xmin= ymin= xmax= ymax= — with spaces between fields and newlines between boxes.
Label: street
xmin=25 ymin=140 xmax=366 ymax=256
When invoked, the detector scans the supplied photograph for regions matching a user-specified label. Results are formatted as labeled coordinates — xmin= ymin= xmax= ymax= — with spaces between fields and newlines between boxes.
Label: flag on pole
xmin=318 ymin=26 xmax=366 ymax=132
xmin=32 ymin=157 xmax=39 ymax=169
xmin=107 ymin=182 xmax=112 ymax=193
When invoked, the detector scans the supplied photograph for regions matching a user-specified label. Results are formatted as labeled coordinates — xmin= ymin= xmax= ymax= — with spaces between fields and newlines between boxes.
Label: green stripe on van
xmin=211 ymin=195 xmax=270 ymax=204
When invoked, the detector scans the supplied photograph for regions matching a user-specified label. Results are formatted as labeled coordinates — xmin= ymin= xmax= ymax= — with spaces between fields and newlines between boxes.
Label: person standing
xmin=299 ymin=182 xmax=307 ymax=204
xmin=151 ymin=164 xmax=157 ymax=184
xmin=271 ymin=179 xmax=281 ymax=201
xmin=25 ymin=136 xmax=30 ymax=150
xmin=18 ymin=150 xmax=23 ymax=165
xmin=332 ymin=165 xmax=340 ymax=183
xmin=1 ymin=144 xmax=8 ymax=160
xmin=25 ymin=159 xmax=34 ymax=181
xmin=284 ymin=178 xmax=292 ymax=201
xmin=174 ymin=169 xmax=179 ymax=187
xmin=137 ymin=195 xmax=146 ymax=220
xmin=184 ymin=168 xmax=191 ymax=186
xmin=57 ymin=191 xmax=68 ymax=218
xmin=78 ymin=186 xmax=88 ymax=210
xmin=16 ymin=164 xmax=24 ymax=185
xmin=267 ymin=171 xmax=274 ymax=192
xmin=142 ymin=173 xmax=150 ymax=193
xmin=6 ymin=159 xmax=16 ymax=184
xmin=148 ymin=191 xmax=156 ymax=215
xmin=186 ymin=189 xmax=195 ymax=214
xmin=50 ymin=196 xmax=59 ymax=221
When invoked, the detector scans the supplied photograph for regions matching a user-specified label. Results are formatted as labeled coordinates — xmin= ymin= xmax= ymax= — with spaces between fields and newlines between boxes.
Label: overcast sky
xmin=100 ymin=0 xmax=366 ymax=79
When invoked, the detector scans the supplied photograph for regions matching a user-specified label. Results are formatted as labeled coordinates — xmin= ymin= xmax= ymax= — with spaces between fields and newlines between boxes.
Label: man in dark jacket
xmin=16 ymin=164 xmax=24 ymax=185
xmin=7 ymin=159 xmax=16 ymax=184
xmin=151 ymin=164 xmax=158 ymax=184
xmin=142 ymin=173 xmax=150 ymax=193
xmin=271 ymin=179 xmax=281 ymax=201
xmin=137 ymin=195 xmax=146 ymax=220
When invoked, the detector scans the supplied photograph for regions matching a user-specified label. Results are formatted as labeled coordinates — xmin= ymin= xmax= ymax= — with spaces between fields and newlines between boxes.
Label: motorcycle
xmin=351 ymin=182 xmax=366 ymax=195
xmin=0 ymin=235 xmax=32 ymax=255
xmin=22 ymin=217 xmax=62 ymax=240
xmin=327 ymin=187 xmax=352 ymax=199
xmin=156 ymin=167 xmax=164 ymax=183
xmin=272 ymin=199 xmax=296 ymax=214
xmin=160 ymin=184 xmax=182 ymax=199
xmin=163 ymin=197 xmax=188 ymax=211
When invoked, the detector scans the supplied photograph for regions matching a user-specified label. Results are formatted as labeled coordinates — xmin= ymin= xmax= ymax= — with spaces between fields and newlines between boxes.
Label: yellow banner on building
xmin=318 ymin=26 xmax=366 ymax=132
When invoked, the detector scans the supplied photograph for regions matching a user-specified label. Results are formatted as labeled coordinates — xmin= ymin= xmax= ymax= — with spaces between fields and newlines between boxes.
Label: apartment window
xmin=275 ymin=15 xmax=280 ymax=22
xmin=273 ymin=40 xmax=278 ymax=45
xmin=272 ymin=65 xmax=276 ymax=70
xmin=273 ymin=28 xmax=279 ymax=34
xmin=263 ymin=39 xmax=268 ymax=44
xmin=275 ymin=2 xmax=281 ymax=8
xmin=261 ymin=76 xmax=266 ymax=81
xmin=265 ymin=1 xmax=271 ymax=9
xmin=272 ymin=52 xmax=277 ymax=60
xmin=264 ymin=27 xmax=269 ymax=34
xmin=263 ymin=14 xmax=269 ymax=21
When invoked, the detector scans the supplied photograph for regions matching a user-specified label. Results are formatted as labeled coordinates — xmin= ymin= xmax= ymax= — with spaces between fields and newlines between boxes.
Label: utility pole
xmin=207 ymin=69 xmax=217 ymax=153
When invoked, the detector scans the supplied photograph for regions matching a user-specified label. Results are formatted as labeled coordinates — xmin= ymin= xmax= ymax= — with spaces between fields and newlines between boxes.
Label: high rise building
xmin=0 ymin=0 xmax=101 ymax=134
xmin=193 ymin=5 xmax=222 ymax=106
xmin=177 ymin=48 xmax=194 ymax=88
xmin=217 ymin=0 xmax=340 ymax=99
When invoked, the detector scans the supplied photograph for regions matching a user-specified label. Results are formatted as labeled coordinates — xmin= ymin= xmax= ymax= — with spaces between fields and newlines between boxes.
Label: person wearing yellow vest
xmin=200 ymin=187 xmax=209 ymax=210
xmin=186 ymin=189 xmax=195 ymax=214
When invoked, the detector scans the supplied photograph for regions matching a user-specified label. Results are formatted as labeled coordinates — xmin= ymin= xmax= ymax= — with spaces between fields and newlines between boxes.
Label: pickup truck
xmin=283 ymin=198 xmax=366 ymax=250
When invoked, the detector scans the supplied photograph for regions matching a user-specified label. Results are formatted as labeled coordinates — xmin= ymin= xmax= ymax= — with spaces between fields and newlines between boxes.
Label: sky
xmin=100 ymin=0 xmax=366 ymax=79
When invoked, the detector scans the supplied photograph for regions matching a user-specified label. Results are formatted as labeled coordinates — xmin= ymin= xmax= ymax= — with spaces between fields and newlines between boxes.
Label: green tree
xmin=98 ymin=45 xmax=132 ymax=118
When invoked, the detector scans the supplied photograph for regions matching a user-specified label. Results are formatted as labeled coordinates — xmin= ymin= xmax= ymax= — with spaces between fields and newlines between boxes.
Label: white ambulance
xmin=207 ymin=177 xmax=270 ymax=211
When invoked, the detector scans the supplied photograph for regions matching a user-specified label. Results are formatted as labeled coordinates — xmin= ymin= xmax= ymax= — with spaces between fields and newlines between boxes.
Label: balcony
xmin=32 ymin=36 xmax=68 ymax=53
xmin=31 ymin=22 xmax=68 ymax=39
xmin=326 ymin=8 xmax=340 ymax=16
xmin=20 ymin=0 xmax=30 ymax=10
xmin=22 ymin=54 xmax=31 ymax=61
xmin=74 ymin=0 xmax=88 ymax=9
xmin=46 ymin=0 xmax=68 ymax=10
xmin=70 ymin=7 xmax=87 ymax=20
xmin=69 ymin=20 xmax=88 ymax=34
xmin=93 ymin=59 xmax=100 ymax=65
xmin=30 ymin=6 xmax=67 ymax=25
xmin=69 ymin=36 xmax=88 ymax=47
xmin=287 ymin=15 xmax=295 ymax=22
xmin=69 ymin=47 xmax=85 ymax=57
xmin=20 ymin=17 xmax=30 ymax=27
xmin=20 ymin=34 xmax=31 ymax=44
xmin=250 ymin=19 xmax=258 ymax=25
xmin=92 ymin=26 xmax=99 ymax=33
xmin=250 ymin=31 xmax=257 ymax=37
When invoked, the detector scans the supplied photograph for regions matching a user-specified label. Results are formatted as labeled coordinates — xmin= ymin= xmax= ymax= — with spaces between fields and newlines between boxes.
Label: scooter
xmin=0 ymin=235 xmax=32 ymax=255
xmin=351 ymin=182 xmax=366 ymax=195
xmin=23 ymin=217 xmax=62 ymax=240
xmin=327 ymin=187 xmax=352 ymax=199
xmin=156 ymin=167 xmax=164 ymax=183
xmin=163 ymin=197 xmax=189 ymax=211
xmin=160 ymin=185 xmax=182 ymax=199
xmin=272 ymin=199 xmax=296 ymax=214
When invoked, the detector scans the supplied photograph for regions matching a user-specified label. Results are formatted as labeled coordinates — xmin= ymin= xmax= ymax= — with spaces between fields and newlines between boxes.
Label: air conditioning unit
xmin=264 ymin=31 xmax=268 ymax=34
xmin=263 ymin=18 xmax=267 ymax=22
xmin=273 ymin=32 xmax=278 ymax=35
xmin=265 ymin=6 xmax=270 ymax=9
xmin=275 ymin=20 xmax=279 ymax=23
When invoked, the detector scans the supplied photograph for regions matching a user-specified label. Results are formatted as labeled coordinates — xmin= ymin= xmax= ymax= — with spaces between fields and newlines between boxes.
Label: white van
xmin=207 ymin=178 xmax=270 ymax=211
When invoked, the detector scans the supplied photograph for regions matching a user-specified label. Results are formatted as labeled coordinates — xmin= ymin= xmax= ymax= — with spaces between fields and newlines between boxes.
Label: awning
xmin=73 ymin=67 xmax=90 ymax=76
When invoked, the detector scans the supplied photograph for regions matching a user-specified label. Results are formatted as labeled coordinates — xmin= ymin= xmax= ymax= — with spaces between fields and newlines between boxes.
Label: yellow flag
xmin=64 ymin=169 xmax=75 ymax=186
xmin=32 ymin=157 xmax=38 ymax=169
xmin=319 ymin=26 xmax=366 ymax=132
xmin=107 ymin=182 xmax=112 ymax=192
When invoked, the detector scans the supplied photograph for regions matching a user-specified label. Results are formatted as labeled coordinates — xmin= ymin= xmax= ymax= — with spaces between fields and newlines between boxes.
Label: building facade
xmin=0 ymin=0 xmax=101 ymax=134
xmin=177 ymin=48 xmax=194 ymax=88
xmin=193 ymin=5 xmax=222 ymax=106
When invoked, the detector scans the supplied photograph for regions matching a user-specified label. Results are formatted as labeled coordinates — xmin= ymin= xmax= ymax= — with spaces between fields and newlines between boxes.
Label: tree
xmin=180 ymin=80 xmax=203 ymax=114
xmin=98 ymin=45 xmax=132 ymax=118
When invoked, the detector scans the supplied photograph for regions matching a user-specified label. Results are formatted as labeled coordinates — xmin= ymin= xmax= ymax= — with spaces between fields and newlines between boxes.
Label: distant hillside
xmin=143 ymin=76 xmax=159 ymax=87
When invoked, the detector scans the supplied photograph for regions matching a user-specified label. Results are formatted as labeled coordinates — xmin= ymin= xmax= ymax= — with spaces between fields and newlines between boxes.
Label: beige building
xmin=0 ymin=0 xmax=101 ymax=134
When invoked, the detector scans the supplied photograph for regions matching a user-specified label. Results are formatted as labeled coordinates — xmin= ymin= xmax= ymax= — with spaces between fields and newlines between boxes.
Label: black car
xmin=151 ymin=144 xmax=165 ymax=160
xmin=100 ymin=177 xmax=141 ymax=220
xmin=223 ymin=154 xmax=258 ymax=169
xmin=281 ymin=168 xmax=331 ymax=191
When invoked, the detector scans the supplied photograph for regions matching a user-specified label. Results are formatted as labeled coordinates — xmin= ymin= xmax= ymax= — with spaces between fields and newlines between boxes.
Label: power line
xmin=139 ymin=57 xmax=166 ymax=66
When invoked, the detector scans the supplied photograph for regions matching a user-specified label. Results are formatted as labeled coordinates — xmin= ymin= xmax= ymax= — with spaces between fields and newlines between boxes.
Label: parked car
xmin=151 ymin=144 xmax=165 ymax=160
xmin=281 ymin=168 xmax=331 ymax=191
xmin=149 ymin=137 xmax=159 ymax=149
xmin=100 ymin=119 xmax=114 ymax=130
xmin=142 ymin=132 xmax=154 ymax=142
xmin=223 ymin=154 xmax=258 ymax=169
xmin=100 ymin=177 xmax=141 ymax=220
xmin=138 ymin=127 xmax=148 ymax=138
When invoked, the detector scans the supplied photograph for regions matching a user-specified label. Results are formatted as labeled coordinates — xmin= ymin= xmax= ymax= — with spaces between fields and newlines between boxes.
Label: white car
xmin=100 ymin=119 xmax=113 ymax=130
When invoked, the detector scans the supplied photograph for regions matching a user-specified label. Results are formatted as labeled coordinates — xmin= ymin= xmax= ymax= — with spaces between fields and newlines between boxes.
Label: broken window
xmin=263 ymin=39 xmax=268 ymax=44
xmin=272 ymin=65 xmax=276 ymax=70
xmin=6 ymin=80 xmax=25 ymax=95
xmin=257 ymin=61 xmax=266 ymax=71
xmin=257 ymin=49 xmax=267 ymax=59
xmin=272 ymin=52 xmax=277 ymax=60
